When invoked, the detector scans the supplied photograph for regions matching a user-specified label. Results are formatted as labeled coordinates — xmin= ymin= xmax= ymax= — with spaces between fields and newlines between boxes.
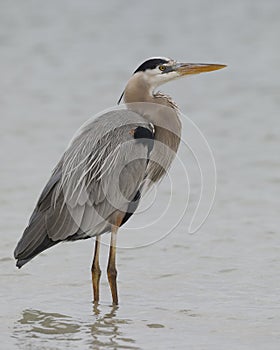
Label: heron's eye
xmin=158 ymin=65 xmax=166 ymax=71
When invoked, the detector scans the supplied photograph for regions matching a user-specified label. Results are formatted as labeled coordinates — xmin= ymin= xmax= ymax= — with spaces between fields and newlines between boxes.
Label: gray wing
xmin=14 ymin=109 xmax=154 ymax=266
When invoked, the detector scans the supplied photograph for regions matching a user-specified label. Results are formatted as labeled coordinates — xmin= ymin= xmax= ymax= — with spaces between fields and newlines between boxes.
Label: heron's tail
xmin=14 ymin=215 xmax=58 ymax=268
xmin=14 ymin=235 xmax=58 ymax=268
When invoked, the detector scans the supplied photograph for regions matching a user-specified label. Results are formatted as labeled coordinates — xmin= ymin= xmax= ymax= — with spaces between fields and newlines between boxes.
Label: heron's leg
xmin=107 ymin=221 xmax=120 ymax=305
xmin=91 ymin=235 xmax=101 ymax=304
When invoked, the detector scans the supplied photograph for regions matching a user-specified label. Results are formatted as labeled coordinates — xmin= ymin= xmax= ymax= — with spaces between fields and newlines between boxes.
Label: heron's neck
xmin=123 ymin=74 xmax=182 ymax=140
xmin=123 ymin=74 xmax=154 ymax=104
xmin=123 ymin=74 xmax=182 ymax=183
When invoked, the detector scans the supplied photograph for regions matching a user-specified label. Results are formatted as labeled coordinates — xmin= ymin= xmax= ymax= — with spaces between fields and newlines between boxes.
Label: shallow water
xmin=1 ymin=0 xmax=280 ymax=349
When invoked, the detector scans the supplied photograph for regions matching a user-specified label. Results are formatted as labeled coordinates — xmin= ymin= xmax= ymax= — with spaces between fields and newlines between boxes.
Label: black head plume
xmin=133 ymin=58 xmax=169 ymax=74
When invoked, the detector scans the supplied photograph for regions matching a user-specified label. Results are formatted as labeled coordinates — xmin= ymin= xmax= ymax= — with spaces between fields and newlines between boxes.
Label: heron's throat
xmin=123 ymin=74 xmax=179 ymax=114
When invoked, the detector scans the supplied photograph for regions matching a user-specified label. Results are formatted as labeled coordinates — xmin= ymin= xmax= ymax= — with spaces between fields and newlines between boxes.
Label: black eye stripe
xmin=159 ymin=65 xmax=173 ymax=74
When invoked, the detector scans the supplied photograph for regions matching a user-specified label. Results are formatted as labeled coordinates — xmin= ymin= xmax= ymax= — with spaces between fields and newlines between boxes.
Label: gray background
xmin=0 ymin=0 xmax=279 ymax=349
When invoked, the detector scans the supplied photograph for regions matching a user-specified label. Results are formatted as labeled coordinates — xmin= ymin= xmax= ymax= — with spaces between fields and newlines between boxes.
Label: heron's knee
xmin=107 ymin=267 xmax=117 ymax=280
xmin=91 ymin=265 xmax=101 ymax=277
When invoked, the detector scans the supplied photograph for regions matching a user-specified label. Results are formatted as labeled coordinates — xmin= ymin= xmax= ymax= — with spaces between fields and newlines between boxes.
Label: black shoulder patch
xmin=133 ymin=126 xmax=154 ymax=155
xmin=134 ymin=58 xmax=169 ymax=74
xmin=133 ymin=126 xmax=154 ymax=140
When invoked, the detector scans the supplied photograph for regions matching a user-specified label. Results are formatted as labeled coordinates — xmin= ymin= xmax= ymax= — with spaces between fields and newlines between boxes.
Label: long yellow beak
xmin=176 ymin=63 xmax=227 ymax=76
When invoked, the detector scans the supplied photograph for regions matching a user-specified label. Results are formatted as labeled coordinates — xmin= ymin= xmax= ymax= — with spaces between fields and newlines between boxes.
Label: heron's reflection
xmin=90 ymin=303 xmax=139 ymax=348
xmin=15 ymin=308 xmax=81 ymax=335
xmin=14 ymin=306 xmax=139 ymax=349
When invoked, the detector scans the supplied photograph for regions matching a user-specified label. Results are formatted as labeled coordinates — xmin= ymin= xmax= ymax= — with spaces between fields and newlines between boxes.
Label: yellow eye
xmin=158 ymin=65 xmax=166 ymax=71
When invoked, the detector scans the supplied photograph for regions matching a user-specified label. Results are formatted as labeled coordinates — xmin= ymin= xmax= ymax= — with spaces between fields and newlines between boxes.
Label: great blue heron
xmin=14 ymin=57 xmax=226 ymax=305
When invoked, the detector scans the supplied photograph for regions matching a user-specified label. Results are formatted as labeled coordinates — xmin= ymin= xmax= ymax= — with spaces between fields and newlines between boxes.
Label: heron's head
xmin=119 ymin=57 xmax=226 ymax=104
xmin=133 ymin=57 xmax=226 ymax=87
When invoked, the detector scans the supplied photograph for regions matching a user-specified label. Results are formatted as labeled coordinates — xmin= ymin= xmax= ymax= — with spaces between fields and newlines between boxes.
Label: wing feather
xmin=14 ymin=109 xmax=154 ymax=264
